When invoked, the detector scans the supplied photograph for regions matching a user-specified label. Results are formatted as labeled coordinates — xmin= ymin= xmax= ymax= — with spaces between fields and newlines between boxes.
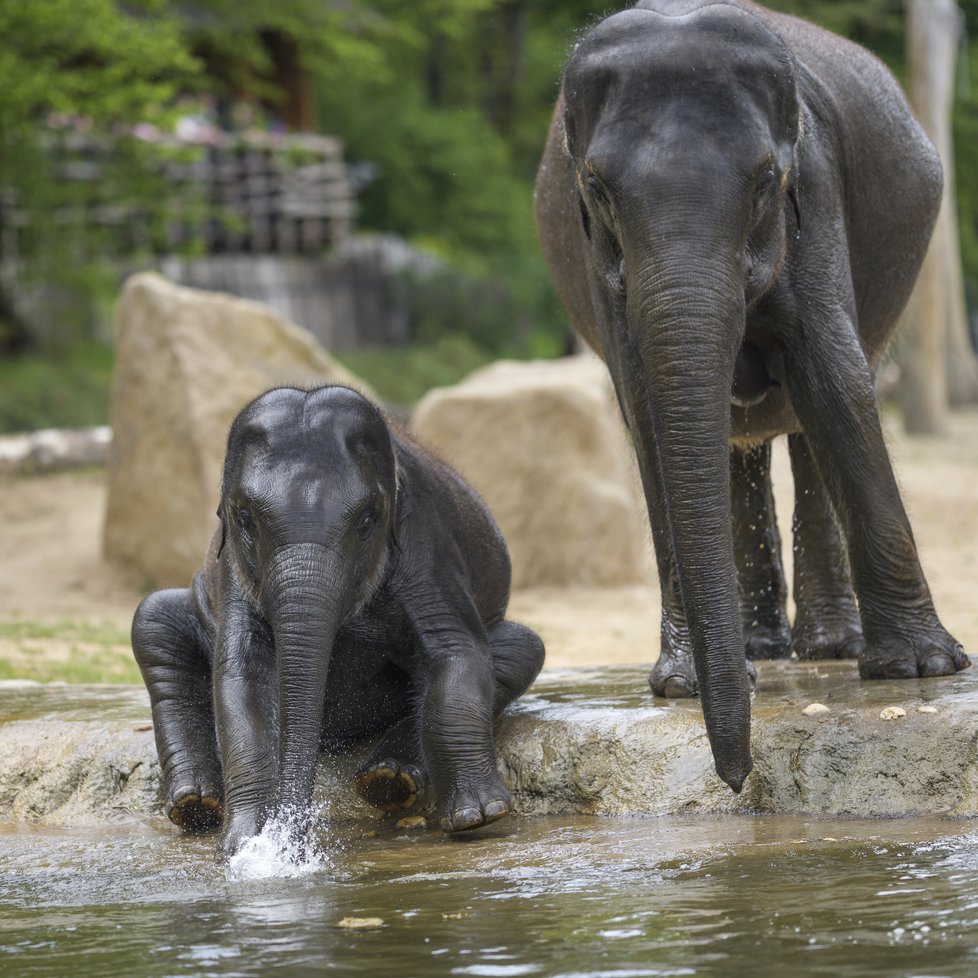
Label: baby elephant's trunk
xmin=265 ymin=543 xmax=351 ymax=829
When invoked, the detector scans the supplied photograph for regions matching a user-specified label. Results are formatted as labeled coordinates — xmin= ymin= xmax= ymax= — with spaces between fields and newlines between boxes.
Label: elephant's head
xmin=561 ymin=6 xmax=802 ymax=789
xmin=218 ymin=385 xmax=398 ymax=821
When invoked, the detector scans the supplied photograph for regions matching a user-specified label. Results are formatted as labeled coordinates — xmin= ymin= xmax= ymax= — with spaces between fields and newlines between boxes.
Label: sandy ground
xmin=0 ymin=406 xmax=976 ymax=674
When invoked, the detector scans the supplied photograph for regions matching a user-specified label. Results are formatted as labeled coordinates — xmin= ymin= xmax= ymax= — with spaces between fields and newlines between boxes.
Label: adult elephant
xmin=534 ymin=0 xmax=969 ymax=792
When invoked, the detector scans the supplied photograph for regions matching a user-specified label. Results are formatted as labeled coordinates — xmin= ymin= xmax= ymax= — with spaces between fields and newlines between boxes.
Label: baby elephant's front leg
xmin=422 ymin=647 xmax=511 ymax=832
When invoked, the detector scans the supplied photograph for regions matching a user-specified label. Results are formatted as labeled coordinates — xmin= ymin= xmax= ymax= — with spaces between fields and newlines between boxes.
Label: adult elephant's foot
xmin=650 ymin=611 xmax=698 ymax=697
xmin=793 ymin=619 xmax=865 ymax=660
xmin=438 ymin=774 xmax=511 ymax=832
xmin=354 ymin=759 xmax=425 ymax=813
xmin=166 ymin=782 xmax=223 ymax=832
xmin=859 ymin=619 xmax=971 ymax=678
xmin=743 ymin=620 xmax=792 ymax=660
xmin=649 ymin=647 xmax=698 ymax=698
xmin=650 ymin=630 xmax=757 ymax=699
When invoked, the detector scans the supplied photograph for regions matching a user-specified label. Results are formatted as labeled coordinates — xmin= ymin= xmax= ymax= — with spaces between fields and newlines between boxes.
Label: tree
xmin=900 ymin=0 xmax=978 ymax=434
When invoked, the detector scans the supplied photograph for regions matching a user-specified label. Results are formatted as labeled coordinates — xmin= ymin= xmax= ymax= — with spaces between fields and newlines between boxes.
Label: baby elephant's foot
xmin=354 ymin=758 xmax=425 ymax=813
xmin=439 ymin=775 xmax=512 ymax=833
xmin=166 ymin=782 xmax=223 ymax=833
xmin=860 ymin=621 xmax=971 ymax=679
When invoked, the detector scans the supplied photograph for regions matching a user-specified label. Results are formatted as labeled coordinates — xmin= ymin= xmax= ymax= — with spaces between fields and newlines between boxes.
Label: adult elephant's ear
xmin=216 ymin=506 xmax=227 ymax=558
xmin=788 ymin=181 xmax=802 ymax=233
xmin=387 ymin=463 xmax=403 ymax=555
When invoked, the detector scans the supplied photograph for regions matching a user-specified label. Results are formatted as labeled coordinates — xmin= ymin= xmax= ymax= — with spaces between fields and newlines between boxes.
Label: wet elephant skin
xmin=534 ymin=0 xmax=969 ymax=791
xmin=132 ymin=385 xmax=544 ymax=857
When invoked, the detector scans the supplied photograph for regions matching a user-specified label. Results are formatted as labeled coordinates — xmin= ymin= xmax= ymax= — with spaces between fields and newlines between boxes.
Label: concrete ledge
xmin=1 ymin=662 xmax=977 ymax=826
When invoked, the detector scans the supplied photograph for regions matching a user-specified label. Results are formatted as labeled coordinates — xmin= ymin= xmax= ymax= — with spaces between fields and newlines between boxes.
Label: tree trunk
xmin=901 ymin=0 xmax=976 ymax=433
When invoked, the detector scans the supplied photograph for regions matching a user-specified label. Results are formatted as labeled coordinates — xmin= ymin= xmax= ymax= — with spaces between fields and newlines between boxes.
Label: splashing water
xmin=226 ymin=807 xmax=330 ymax=881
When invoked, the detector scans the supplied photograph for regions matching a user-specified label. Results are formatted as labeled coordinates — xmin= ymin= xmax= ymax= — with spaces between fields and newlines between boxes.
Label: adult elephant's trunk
xmin=613 ymin=245 xmax=754 ymax=791
xmin=264 ymin=543 xmax=351 ymax=823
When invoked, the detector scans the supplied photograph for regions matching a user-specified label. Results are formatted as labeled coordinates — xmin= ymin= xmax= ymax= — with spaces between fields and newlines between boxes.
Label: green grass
xmin=0 ymin=618 xmax=140 ymax=684
xmin=0 ymin=342 xmax=115 ymax=434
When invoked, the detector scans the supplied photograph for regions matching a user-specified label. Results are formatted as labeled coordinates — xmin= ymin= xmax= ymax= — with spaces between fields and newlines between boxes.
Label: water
xmin=3 ymin=814 xmax=978 ymax=978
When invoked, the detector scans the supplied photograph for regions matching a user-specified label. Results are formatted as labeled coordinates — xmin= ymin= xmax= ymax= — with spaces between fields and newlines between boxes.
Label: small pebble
xmin=917 ymin=705 xmax=938 ymax=715
xmin=821 ymin=837 xmax=839 ymax=842
xmin=336 ymin=917 xmax=384 ymax=930
xmin=879 ymin=706 xmax=907 ymax=721
xmin=802 ymin=702 xmax=830 ymax=717
xmin=395 ymin=815 xmax=427 ymax=830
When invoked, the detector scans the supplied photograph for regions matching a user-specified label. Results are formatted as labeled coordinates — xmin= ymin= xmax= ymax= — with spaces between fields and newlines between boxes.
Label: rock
xmin=411 ymin=355 xmax=652 ymax=588
xmin=917 ymin=705 xmax=938 ymax=714
xmin=802 ymin=703 xmax=831 ymax=717
xmin=336 ymin=917 xmax=385 ymax=930
xmin=103 ymin=273 xmax=374 ymax=587
xmin=880 ymin=706 xmax=908 ymax=721
xmin=5 ymin=662 xmax=978 ymax=827
xmin=394 ymin=815 xmax=427 ymax=830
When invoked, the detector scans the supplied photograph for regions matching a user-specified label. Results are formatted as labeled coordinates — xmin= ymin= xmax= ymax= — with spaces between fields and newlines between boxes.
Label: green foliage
xmin=0 ymin=342 xmax=114 ymax=433
xmin=337 ymin=336 xmax=495 ymax=410
xmin=3 ymin=0 xmax=977 ymax=408
xmin=0 ymin=0 xmax=198 ymax=137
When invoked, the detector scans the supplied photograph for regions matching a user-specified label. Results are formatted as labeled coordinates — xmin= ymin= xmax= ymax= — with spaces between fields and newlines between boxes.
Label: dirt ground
xmin=1 ymin=406 xmax=976 ymax=675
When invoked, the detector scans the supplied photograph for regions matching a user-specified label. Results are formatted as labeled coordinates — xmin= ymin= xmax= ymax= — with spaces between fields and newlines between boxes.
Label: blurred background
xmin=1 ymin=0 xmax=977 ymax=429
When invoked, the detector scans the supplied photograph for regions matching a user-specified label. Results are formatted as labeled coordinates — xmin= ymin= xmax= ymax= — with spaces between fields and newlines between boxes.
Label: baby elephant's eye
xmin=236 ymin=507 xmax=253 ymax=530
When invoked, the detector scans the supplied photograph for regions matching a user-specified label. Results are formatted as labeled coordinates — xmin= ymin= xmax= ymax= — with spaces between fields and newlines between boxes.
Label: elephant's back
xmin=750 ymin=1 xmax=942 ymax=351
xmin=392 ymin=430 xmax=512 ymax=626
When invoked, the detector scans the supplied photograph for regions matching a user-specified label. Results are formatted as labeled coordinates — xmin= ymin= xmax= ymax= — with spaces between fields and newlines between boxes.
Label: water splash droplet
xmin=226 ymin=807 xmax=329 ymax=881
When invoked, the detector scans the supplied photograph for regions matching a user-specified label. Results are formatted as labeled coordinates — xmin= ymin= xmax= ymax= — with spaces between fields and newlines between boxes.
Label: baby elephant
xmin=132 ymin=385 xmax=544 ymax=857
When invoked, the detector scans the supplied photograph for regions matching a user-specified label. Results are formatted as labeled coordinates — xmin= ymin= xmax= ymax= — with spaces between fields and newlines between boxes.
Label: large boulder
xmin=104 ymin=272 xmax=374 ymax=588
xmin=411 ymin=356 xmax=652 ymax=588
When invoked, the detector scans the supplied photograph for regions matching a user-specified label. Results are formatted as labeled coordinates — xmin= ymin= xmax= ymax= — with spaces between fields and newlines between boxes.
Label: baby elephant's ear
xmin=216 ymin=506 xmax=227 ymax=558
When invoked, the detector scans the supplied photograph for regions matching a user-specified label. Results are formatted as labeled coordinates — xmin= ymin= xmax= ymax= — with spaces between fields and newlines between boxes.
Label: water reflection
xmin=3 ymin=815 xmax=978 ymax=977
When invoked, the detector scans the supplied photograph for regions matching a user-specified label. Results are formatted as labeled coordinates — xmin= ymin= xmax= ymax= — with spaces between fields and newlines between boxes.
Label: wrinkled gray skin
xmin=535 ymin=0 xmax=969 ymax=792
xmin=132 ymin=386 xmax=544 ymax=857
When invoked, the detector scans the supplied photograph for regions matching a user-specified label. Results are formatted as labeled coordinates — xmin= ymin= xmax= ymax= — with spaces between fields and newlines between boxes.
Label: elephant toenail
xmin=451 ymin=807 xmax=483 ymax=830
xmin=483 ymin=800 xmax=509 ymax=822
xmin=663 ymin=676 xmax=695 ymax=698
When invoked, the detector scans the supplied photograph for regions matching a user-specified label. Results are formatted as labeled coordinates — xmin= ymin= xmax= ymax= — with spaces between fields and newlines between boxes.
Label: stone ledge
xmin=1 ymin=662 xmax=976 ymax=827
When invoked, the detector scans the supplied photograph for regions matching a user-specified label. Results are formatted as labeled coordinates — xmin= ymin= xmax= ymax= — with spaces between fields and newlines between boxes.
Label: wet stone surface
xmin=2 ymin=661 xmax=978 ymax=826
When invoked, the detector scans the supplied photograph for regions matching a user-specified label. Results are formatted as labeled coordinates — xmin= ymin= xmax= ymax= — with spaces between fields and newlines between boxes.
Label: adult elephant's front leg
xmin=782 ymin=309 xmax=969 ymax=679
xmin=731 ymin=442 xmax=791 ymax=660
xmin=617 ymin=381 xmax=756 ymax=698
xmin=788 ymin=433 xmax=864 ymax=660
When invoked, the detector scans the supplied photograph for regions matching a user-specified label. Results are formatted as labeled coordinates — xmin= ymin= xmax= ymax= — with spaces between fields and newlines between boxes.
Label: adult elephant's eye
xmin=357 ymin=507 xmax=377 ymax=537
xmin=236 ymin=507 xmax=253 ymax=530
xmin=752 ymin=166 xmax=776 ymax=204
